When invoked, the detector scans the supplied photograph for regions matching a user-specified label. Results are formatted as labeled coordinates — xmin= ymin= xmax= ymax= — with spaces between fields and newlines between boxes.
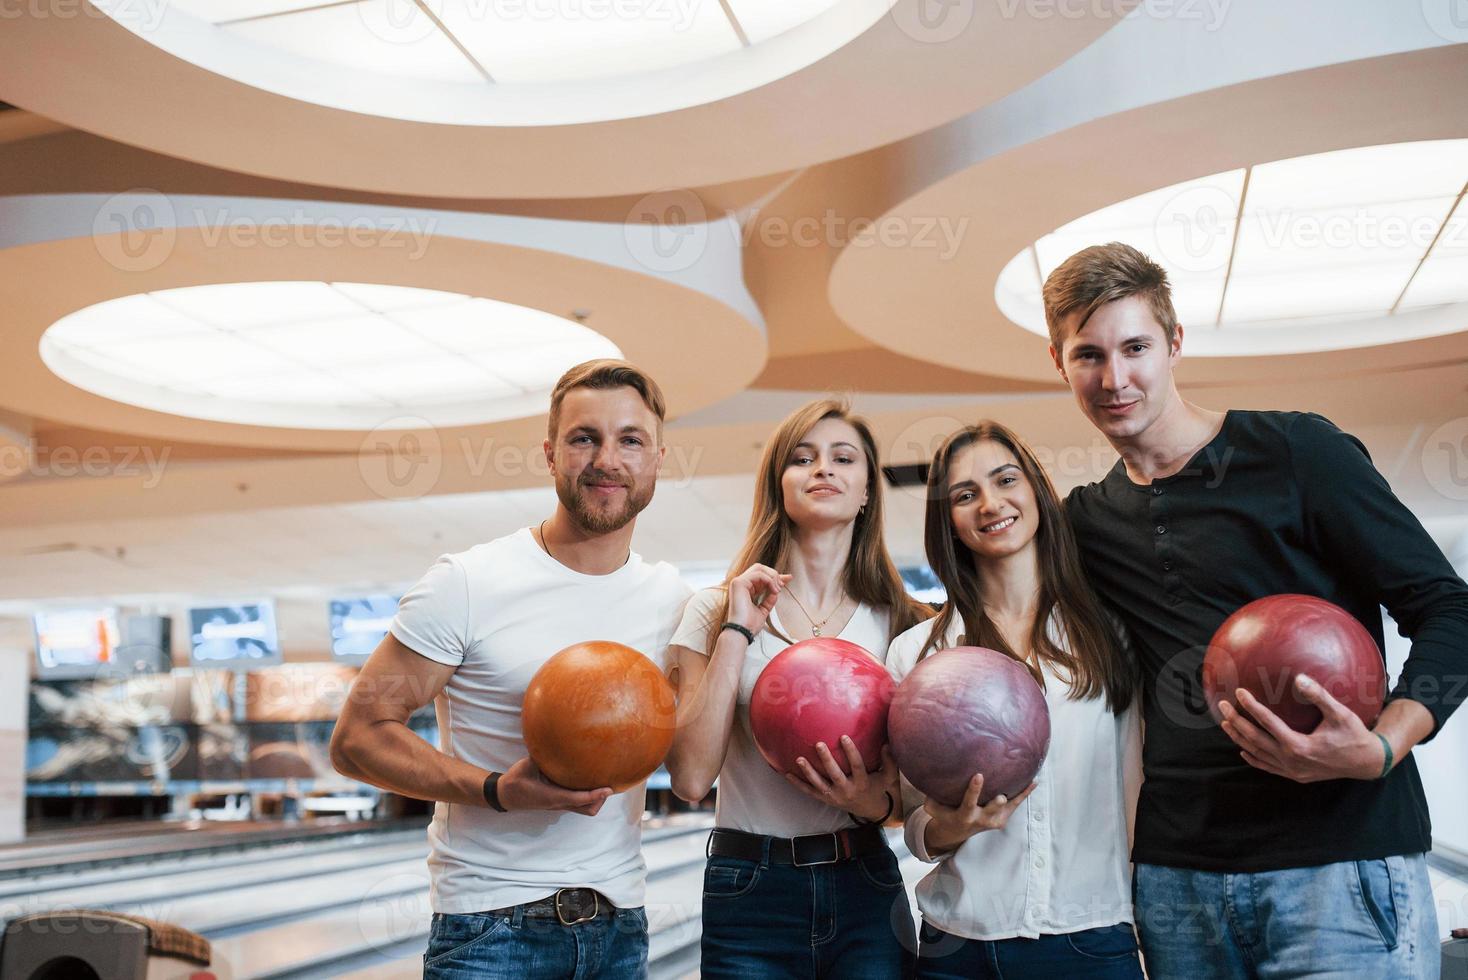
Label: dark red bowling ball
xmin=889 ymin=647 xmax=1051 ymax=807
xmin=521 ymin=640 xmax=676 ymax=792
xmin=749 ymin=637 xmax=894 ymax=776
xmin=1203 ymin=594 xmax=1386 ymax=733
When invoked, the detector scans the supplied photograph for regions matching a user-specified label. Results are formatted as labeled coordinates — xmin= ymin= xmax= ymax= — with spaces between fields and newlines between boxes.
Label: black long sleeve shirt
xmin=1066 ymin=409 xmax=1468 ymax=872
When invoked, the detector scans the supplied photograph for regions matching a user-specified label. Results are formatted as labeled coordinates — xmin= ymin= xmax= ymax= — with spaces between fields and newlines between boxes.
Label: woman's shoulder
xmin=884 ymin=615 xmax=955 ymax=677
xmin=670 ymin=586 xmax=728 ymax=645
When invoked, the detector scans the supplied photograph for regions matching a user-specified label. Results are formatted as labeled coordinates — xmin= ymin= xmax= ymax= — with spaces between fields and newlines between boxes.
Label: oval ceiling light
xmin=39 ymin=282 xmax=621 ymax=430
xmin=90 ymin=0 xmax=879 ymax=125
xmin=995 ymin=140 xmax=1468 ymax=356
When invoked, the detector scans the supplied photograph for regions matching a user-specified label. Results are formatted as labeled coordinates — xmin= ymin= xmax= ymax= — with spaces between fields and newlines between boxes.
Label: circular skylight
xmin=39 ymin=282 xmax=621 ymax=430
xmin=91 ymin=0 xmax=884 ymax=125
xmin=995 ymin=140 xmax=1468 ymax=355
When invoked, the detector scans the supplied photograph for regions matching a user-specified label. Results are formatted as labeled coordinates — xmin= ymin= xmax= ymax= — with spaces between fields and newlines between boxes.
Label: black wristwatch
xmin=483 ymin=772 xmax=508 ymax=812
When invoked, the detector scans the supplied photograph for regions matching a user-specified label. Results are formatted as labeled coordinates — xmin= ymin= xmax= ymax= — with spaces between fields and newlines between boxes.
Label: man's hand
xmin=496 ymin=756 xmax=613 ymax=816
xmin=923 ymin=774 xmax=1037 ymax=855
xmin=782 ymin=738 xmax=897 ymax=823
xmin=1218 ymin=675 xmax=1387 ymax=782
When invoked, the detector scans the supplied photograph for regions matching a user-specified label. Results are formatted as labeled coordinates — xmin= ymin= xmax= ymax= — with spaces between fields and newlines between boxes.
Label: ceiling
xmin=0 ymin=0 xmax=1465 ymax=668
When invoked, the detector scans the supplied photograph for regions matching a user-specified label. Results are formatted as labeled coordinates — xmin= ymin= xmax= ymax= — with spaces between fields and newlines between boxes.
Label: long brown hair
xmin=705 ymin=399 xmax=931 ymax=653
xmin=919 ymin=421 xmax=1135 ymax=712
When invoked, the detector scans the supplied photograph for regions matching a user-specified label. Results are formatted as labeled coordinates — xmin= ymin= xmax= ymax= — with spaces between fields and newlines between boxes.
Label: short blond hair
xmin=1042 ymin=242 xmax=1179 ymax=352
xmin=547 ymin=359 xmax=667 ymax=441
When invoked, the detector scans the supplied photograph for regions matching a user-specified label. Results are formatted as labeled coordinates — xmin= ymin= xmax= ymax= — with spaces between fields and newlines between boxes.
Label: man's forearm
xmin=335 ymin=719 xmax=489 ymax=807
xmin=1377 ymin=697 xmax=1437 ymax=771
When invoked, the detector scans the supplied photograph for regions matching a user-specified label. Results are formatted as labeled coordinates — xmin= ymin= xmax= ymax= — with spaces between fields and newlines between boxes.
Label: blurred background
xmin=0 ymin=0 xmax=1466 ymax=976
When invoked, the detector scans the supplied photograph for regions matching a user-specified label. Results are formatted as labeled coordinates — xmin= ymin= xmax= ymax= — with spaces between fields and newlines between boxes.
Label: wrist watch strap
xmin=483 ymin=772 xmax=508 ymax=812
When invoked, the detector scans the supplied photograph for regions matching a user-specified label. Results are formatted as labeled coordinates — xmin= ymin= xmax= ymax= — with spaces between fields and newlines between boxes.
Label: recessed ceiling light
xmin=995 ymin=140 xmax=1468 ymax=356
xmin=93 ymin=0 xmax=872 ymax=124
xmin=39 ymin=282 xmax=622 ymax=430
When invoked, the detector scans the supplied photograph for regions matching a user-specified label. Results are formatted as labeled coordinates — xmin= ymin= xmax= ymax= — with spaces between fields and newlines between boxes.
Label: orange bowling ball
xmin=521 ymin=640 xmax=676 ymax=792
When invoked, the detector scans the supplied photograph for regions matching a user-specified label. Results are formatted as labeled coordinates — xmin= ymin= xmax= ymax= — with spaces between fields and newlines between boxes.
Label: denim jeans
xmin=422 ymin=904 xmax=648 ymax=980
xmin=700 ymin=841 xmax=917 ymax=978
xmin=914 ymin=921 xmax=1145 ymax=979
xmin=1134 ymin=854 xmax=1440 ymax=979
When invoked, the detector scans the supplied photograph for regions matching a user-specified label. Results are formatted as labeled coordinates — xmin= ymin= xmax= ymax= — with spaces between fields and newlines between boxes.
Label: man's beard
xmin=555 ymin=471 xmax=656 ymax=535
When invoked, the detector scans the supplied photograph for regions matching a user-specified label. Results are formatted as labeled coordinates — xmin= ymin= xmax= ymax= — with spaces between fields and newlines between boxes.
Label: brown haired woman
xmin=887 ymin=421 xmax=1143 ymax=979
xmin=665 ymin=398 xmax=931 ymax=978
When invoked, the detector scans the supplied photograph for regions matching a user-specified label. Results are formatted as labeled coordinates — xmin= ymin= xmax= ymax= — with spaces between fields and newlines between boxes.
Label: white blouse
xmin=887 ymin=615 xmax=1142 ymax=941
xmin=671 ymin=586 xmax=894 ymax=838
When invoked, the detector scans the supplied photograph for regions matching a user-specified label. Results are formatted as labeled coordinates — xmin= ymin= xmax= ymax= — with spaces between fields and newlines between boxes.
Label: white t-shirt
xmin=391 ymin=527 xmax=691 ymax=914
xmin=889 ymin=615 xmax=1142 ymax=941
xmin=670 ymin=587 xmax=893 ymax=838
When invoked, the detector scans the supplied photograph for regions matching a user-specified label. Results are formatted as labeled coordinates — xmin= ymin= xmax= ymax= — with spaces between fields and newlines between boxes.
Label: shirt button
xmin=1155 ymin=525 xmax=1167 ymax=534
xmin=1163 ymin=561 xmax=1173 ymax=572
xmin=1034 ymin=857 xmax=1046 ymax=869
xmin=1032 ymin=809 xmax=1044 ymax=820
xmin=1151 ymin=487 xmax=1163 ymax=496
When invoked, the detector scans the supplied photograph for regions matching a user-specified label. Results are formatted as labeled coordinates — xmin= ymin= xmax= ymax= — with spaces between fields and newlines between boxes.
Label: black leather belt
xmin=707 ymin=824 xmax=889 ymax=867
xmin=490 ymin=888 xmax=612 ymax=925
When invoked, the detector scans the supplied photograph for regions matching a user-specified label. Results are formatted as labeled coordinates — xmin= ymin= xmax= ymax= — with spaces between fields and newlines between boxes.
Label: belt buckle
xmin=554 ymin=888 xmax=598 ymax=926
xmin=792 ymin=832 xmax=841 ymax=867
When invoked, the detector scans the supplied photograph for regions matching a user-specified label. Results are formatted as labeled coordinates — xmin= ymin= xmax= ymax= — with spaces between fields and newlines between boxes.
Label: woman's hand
xmin=726 ymin=564 xmax=792 ymax=635
xmin=922 ymin=774 xmax=1036 ymax=854
xmin=783 ymin=739 xmax=898 ymax=823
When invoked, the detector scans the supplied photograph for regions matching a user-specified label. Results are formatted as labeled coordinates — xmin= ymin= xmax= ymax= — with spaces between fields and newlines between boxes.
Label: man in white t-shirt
xmin=330 ymin=359 xmax=691 ymax=980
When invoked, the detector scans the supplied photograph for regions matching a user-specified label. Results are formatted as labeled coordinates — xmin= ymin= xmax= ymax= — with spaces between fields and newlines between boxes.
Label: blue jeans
xmin=1134 ymin=855 xmax=1440 ymax=979
xmin=422 ymin=904 xmax=648 ymax=979
xmin=915 ymin=921 xmax=1145 ymax=979
xmin=700 ymin=842 xmax=917 ymax=978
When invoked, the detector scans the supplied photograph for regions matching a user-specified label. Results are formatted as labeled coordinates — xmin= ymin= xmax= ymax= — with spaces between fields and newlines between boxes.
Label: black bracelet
xmin=720 ymin=622 xmax=755 ymax=645
xmin=850 ymin=790 xmax=895 ymax=827
xmin=483 ymin=772 xmax=507 ymax=812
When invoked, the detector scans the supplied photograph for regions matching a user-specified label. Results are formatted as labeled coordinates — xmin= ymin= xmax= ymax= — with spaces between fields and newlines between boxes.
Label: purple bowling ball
xmin=889 ymin=647 xmax=1051 ymax=807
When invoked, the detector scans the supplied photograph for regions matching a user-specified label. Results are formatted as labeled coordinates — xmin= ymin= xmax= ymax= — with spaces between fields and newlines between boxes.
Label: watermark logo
xmin=742 ymin=210 xmax=969 ymax=260
xmin=4 ymin=0 xmax=169 ymax=33
xmin=359 ymin=0 xmax=442 ymax=46
xmin=891 ymin=0 xmax=974 ymax=44
xmin=1422 ymin=416 xmax=1468 ymax=502
xmin=356 ymin=872 xmax=432 ymax=953
xmin=90 ymin=193 xmax=438 ymax=273
xmin=625 ymin=189 xmax=709 ymax=274
xmin=358 ymin=417 xmax=444 ymax=501
xmin=92 ymin=189 xmax=177 ymax=273
xmin=1153 ymin=183 xmax=1236 ymax=275
xmin=0 ymin=440 xmax=172 ymax=487
xmin=1421 ymin=0 xmax=1468 ymax=42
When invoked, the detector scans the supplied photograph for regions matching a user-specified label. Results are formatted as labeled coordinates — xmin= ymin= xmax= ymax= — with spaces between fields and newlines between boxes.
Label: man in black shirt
xmin=1043 ymin=242 xmax=1467 ymax=979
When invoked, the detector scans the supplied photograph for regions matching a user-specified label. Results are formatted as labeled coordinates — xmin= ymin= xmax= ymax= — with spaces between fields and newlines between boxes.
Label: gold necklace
xmin=785 ymin=589 xmax=848 ymax=637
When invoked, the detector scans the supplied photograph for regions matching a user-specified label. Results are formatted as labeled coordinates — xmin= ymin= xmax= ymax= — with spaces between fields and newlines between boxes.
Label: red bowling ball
xmin=889 ymin=647 xmax=1051 ymax=807
xmin=749 ymin=637 xmax=894 ymax=776
xmin=1203 ymin=594 xmax=1386 ymax=733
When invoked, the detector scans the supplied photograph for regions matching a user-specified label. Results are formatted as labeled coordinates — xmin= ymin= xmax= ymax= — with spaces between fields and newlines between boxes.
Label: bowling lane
xmin=0 ymin=827 xmax=426 ymax=904
xmin=5 ymin=838 xmax=426 ymax=915
xmin=204 ymin=820 xmax=714 ymax=979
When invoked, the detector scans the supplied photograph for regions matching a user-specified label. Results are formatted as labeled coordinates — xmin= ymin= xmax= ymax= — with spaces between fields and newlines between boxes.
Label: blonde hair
xmin=1042 ymin=242 xmax=1179 ymax=353
xmin=547 ymin=359 xmax=666 ymax=442
xmin=704 ymin=398 xmax=931 ymax=653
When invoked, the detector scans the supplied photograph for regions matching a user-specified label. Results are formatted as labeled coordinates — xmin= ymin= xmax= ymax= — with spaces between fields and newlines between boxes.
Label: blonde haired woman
xmin=666 ymin=399 xmax=930 ymax=978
